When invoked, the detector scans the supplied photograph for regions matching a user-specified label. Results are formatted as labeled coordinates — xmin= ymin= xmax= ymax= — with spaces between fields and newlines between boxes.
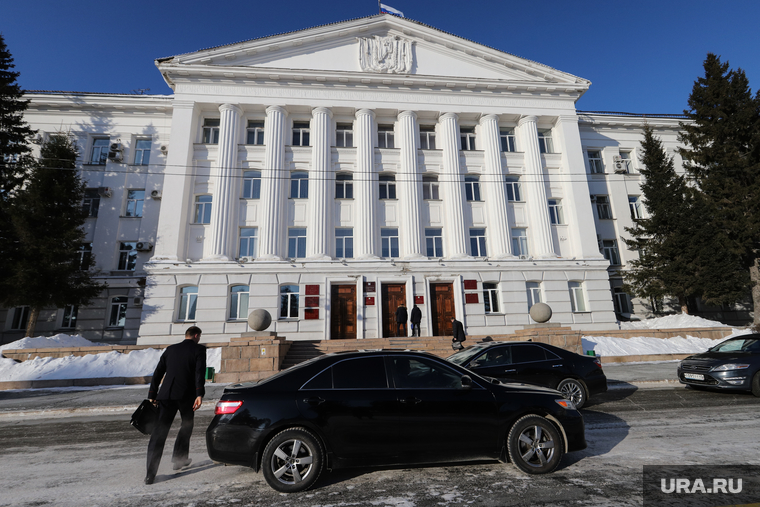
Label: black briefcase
xmin=130 ymin=399 xmax=158 ymax=435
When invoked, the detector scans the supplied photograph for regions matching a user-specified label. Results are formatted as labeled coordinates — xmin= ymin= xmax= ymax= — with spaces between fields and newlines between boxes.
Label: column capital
xmin=312 ymin=106 xmax=333 ymax=118
xmin=556 ymin=114 xmax=579 ymax=125
xmin=439 ymin=112 xmax=459 ymax=122
xmin=398 ymin=110 xmax=417 ymax=120
xmin=479 ymin=114 xmax=499 ymax=125
xmin=266 ymin=105 xmax=288 ymax=117
xmin=218 ymin=103 xmax=243 ymax=115
xmin=356 ymin=108 xmax=376 ymax=119
xmin=518 ymin=115 xmax=538 ymax=126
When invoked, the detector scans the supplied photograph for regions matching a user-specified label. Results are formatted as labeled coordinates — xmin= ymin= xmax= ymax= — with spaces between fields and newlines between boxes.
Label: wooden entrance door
xmin=430 ymin=283 xmax=455 ymax=336
xmin=381 ymin=283 xmax=406 ymax=338
xmin=330 ymin=285 xmax=357 ymax=339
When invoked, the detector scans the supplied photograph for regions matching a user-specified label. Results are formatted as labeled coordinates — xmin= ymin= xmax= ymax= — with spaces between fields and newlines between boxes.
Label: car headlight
xmin=555 ymin=399 xmax=576 ymax=410
xmin=711 ymin=364 xmax=750 ymax=372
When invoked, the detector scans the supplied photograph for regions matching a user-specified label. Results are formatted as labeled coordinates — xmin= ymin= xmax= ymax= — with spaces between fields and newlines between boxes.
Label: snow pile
xmin=620 ymin=314 xmax=730 ymax=330
xmin=0 ymin=333 xmax=106 ymax=352
xmin=583 ymin=328 xmax=753 ymax=357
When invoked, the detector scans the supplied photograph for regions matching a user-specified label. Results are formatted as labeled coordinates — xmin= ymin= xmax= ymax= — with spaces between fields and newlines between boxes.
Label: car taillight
xmin=215 ymin=401 xmax=243 ymax=415
xmin=593 ymin=358 xmax=602 ymax=369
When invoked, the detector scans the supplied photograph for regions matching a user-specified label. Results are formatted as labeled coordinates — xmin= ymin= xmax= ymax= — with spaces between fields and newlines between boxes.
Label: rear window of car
xmin=302 ymin=357 xmax=389 ymax=390
xmin=511 ymin=344 xmax=547 ymax=363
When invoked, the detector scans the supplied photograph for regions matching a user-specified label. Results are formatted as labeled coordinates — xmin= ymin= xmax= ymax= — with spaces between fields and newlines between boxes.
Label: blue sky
xmin=2 ymin=0 xmax=758 ymax=114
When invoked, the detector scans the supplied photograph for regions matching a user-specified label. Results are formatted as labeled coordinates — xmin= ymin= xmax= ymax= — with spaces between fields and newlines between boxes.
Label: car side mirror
xmin=461 ymin=375 xmax=473 ymax=390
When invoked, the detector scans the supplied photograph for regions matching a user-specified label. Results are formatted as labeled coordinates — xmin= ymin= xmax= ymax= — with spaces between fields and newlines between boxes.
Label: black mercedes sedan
xmin=447 ymin=341 xmax=607 ymax=409
xmin=207 ymin=350 xmax=586 ymax=492
xmin=678 ymin=333 xmax=760 ymax=395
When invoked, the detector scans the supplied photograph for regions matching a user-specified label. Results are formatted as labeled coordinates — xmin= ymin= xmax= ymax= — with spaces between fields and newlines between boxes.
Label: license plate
xmin=684 ymin=373 xmax=704 ymax=380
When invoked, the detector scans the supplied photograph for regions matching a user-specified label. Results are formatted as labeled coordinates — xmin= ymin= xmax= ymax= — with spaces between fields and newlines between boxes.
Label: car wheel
xmin=261 ymin=427 xmax=324 ymax=493
xmin=752 ymin=372 xmax=760 ymax=397
xmin=507 ymin=415 xmax=564 ymax=474
xmin=558 ymin=378 xmax=587 ymax=409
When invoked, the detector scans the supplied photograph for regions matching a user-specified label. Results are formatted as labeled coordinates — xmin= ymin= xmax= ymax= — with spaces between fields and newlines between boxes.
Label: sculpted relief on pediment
xmin=357 ymin=35 xmax=413 ymax=74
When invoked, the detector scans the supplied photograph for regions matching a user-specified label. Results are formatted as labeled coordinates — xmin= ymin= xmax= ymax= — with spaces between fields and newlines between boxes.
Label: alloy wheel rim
xmin=560 ymin=382 xmax=583 ymax=406
xmin=271 ymin=438 xmax=315 ymax=484
xmin=518 ymin=425 xmax=556 ymax=467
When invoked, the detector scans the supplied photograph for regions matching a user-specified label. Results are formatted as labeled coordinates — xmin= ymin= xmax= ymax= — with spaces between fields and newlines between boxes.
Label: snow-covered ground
xmin=0 ymin=315 xmax=752 ymax=382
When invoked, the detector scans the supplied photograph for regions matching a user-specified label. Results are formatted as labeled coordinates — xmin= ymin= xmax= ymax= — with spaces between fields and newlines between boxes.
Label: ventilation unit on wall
xmin=160 ymin=144 xmax=168 ymax=155
xmin=150 ymin=189 xmax=162 ymax=199
xmin=136 ymin=242 xmax=153 ymax=252
xmin=97 ymin=187 xmax=112 ymax=198
xmin=107 ymin=142 xmax=123 ymax=161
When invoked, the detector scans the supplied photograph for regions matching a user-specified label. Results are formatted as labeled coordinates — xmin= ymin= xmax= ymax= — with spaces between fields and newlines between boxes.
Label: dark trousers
xmin=396 ymin=322 xmax=407 ymax=337
xmin=411 ymin=323 xmax=420 ymax=337
xmin=146 ymin=399 xmax=195 ymax=477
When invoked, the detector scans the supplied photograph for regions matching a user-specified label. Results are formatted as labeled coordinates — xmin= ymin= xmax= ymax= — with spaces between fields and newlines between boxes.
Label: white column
xmin=397 ymin=110 xmax=425 ymax=259
xmin=307 ymin=107 xmax=332 ymax=260
xmin=354 ymin=109 xmax=379 ymax=259
xmin=518 ymin=115 xmax=556 ymax=258
xmin=258 ymin=105 xmax=288 ymax=260
xmin=438 ymin=113 xmax=469 ymax=259
xmin=479 ymin=114 xmax=512 ymax=258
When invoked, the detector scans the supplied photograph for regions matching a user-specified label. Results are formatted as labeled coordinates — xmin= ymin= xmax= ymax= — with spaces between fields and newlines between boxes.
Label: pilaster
xmin=479 ymin=114 xmax=512 ymax=258
xmin=258 ymin=105 xmax=288 ymax=260
xmin=397 ymin=110 xmax=425 ymax=259
xmin=307 ymin=107 xmax=333 ymax=260
xmin=439 ymin=113 xmax=469 ymax=259
xmin=518 ymin=115 xmax=555 ymax=258
xmin=354 ymin=108 xmax=379 ymax=259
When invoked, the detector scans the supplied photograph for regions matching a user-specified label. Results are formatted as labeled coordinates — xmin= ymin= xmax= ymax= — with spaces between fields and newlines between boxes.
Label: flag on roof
xmin=380 ymin=3 xmax=404 ymax=17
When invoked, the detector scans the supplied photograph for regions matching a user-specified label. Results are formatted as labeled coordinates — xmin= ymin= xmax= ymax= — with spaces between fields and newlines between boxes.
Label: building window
xmin=118 ymin=242 xmax=138 ymax=271
xmin=500 ymin=128 xmax=516 ymax=152
xmin=379 ymin=174 xmax=396 ymax=200
xmin=61 ymin=305 xmax=78 ymax=329
xmin=381 ymin=228 xmax=399 ymax=258
xmin=419 ymin=125 xmax=436 ymax=150
xmin=512 ymin=228 xmax=529 ymax=257
xmin=619 ymin=151 xmax=633 ymax=173
xmin=90 ymin=138 xmax=109 ymax=165
xmin=595 ymin=195 xmax=612 ymax=220
xmin=82 ymin=189 xmax=100 ymax=217
xmin=470 ymin=228 xmax=487 ymax=257
xmin=425 ymin=228 xmax=443 ymax=258
xmin=588 ymin=150 xmax=604 ymax=174
xmin=77 ymin=243 xmax=93 ymax=270
xmin=483 ymin=282 xmax=499 ymax=314
xmin=537 ymin=129 xmax=554 ymax=154
xmin=178 ymin=286 xmax=198 ymax=322
xmin=548 ymin=199 xmax=564 ymax=225
xmin=202 ymin=119 xmax=220 ymax=144
xmin=292 ymin=121 xmax=310 ymax=146
xmin=229 ymin=285 xmax=250 ymax=320
xmin=239 ymin=227 xmax=258 ymax=258
xmin=288 ymin=228 xmax=307 ymax=259
xmin=505 ymin=176 xmax=522 ymax=202
xmin=629 ymin=196 xmax=642 ymax=219
xmin=336 ymin=123 xmax=353 ymax=148
xmin=194 ymin=195 xmax=212 ymax=224
xmin=465 ymin=175 xmax=482 ymax=202
xmin=243 ymin=171 xmax=261 ymax=199
xmin=246 ymin=120 xmax=265 ymax=145
xmin=568 ymin=281 xmax=587 ymax=312
xmin=335 ymin=228 xmax=354 ymax=259
xmin=108 ymin=296 xmax=128 ymax=327
xmin=125 ymin=190 xmax=145 ymax=217
xmin=134 ymin=139 xmax=151 ymax=165
xmin=614 ymin=287 xmax=632 ymax=314
xmin=526 ymin=282 xmax=542 ymax=310
xmin=335 ymin=173 xmax=353 ymax=199
xmin=10 ymin=306 xmax=30 ymax=331
xmin=378 ymin=124 xmax=394 ymax=148
xmin=600 ymin=239 xmax=621 ymax=265
xmin=460 ymin=126 xmax=476 ymax=151
xmin=290 ymin=172 xmax=308 ymax=199
xmin=280 ymin=285 xmax=299 ymax=319
xmin=422 ymin=175 xmax=439 ymax=200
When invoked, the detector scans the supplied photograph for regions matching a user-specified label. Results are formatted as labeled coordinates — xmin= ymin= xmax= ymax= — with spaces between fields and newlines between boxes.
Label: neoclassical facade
xmin=0 ymin=15 xmax=703 ymax=346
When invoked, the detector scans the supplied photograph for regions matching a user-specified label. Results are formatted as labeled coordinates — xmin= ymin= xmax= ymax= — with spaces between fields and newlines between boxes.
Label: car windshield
xmin=447 ymin=345 xmax=487 ymax=365
xmin=709 ymin=337 xmax=760 ymax=353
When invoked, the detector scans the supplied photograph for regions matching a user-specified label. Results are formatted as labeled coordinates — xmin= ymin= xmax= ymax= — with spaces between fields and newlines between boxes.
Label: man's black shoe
xmin=144 ymin=474 xmax=155 ymax=485
xmin=172 ymin=458 xmax=192 ymax=470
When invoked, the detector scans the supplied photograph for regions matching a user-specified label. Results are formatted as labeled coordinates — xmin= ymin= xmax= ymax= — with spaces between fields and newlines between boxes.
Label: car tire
xmin=507 ymin=414 xmax=564 ymax=474
xmin=261 ymin=427 xmax=324 ymax=493
xmin=557 ymin=378 xmax=587 ymax=409
xmin=752 ymin=372 xmax=760 ymax=397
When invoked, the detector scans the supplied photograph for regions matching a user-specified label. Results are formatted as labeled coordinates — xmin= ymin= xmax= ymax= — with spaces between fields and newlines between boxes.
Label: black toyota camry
xmin=207 ymin=350 xmax=586 ymax=492
xmin=678 ymin=333 xmax=760 ymax=395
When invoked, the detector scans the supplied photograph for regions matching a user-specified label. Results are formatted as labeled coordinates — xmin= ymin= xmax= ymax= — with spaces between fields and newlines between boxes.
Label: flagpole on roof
xmin=378 ymin=0 xmax=381 ymax=14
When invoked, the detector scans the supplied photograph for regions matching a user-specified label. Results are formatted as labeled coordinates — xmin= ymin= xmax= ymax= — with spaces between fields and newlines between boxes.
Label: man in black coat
xmin=410 ymin=304 xmax=422 ymax=337
xmin=395 ymin=304 xmax=408 ymax=337
xmin=451 ymin=318 xmax=466 ymax=350
xmin=145 ymin=326 xmax=206 ymax=485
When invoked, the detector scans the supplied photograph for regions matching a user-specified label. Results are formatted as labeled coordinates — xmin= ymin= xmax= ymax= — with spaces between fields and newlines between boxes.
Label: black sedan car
xmin=207 ymin=350 xmax=586 ymax=492
xmin=447 ymin=341 xmax=607 ymax=409
xmin=678 ymin=333 xmax=760 ymax=395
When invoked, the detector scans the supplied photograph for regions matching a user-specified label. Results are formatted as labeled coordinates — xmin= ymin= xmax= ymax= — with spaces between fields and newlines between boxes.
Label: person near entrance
xmin=395 ymin=303 xmax=408 ymax=337
xmin=410 ymin=304 xmax=422 ymax=337
xmin=451 ymin=317 xmax=466 ymax=350
xmin=145 ymin=326 xmax=206 ymax=485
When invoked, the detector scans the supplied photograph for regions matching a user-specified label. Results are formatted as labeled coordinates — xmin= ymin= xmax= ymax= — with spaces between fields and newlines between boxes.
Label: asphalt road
xmin=1 ymin=381 xmax=758 ymax=507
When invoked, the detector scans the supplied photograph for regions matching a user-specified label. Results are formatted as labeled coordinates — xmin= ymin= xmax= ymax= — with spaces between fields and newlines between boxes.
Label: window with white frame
xmin=568 ymin=281 xmax=587 ymax=312
xmin=82 ymin=189 xmax=100 ymax=217
xmin=10 ymin=306 xmax=30 ymax=331
xmin=243 ymin=171 xmax=261 ymax=199
xmin=108 ymin=296 xmax=128 ymax=327
xmin=381 ymin=228 xmax=399 ymax=258
xmin=548 ymin=199 xmax=564 ymax=225
xmin=379 ymin=174 xmax=396 ymax=200
xmin=292 ymin=121 xmax=310 ymax=146
xmin=600 ymin=239 xmax=621 ymax=265
xmin=587 ymin=150 xmax=604 ymax=173
xmin=620 ymin=150 xmax=633 ymax=173
xmin=77 ymin=243 xmax=92 ymax=270
xmin=505 ymin=176 xmax=522 ymax=202
xmin=288 ymin=228 xmax=307 ymax=259
xmin=500 ymin=128 xmax=516 ymax=152
xmin=377 ymin=124 xmax=395 ymax=148
xmin=465 ymin=175 xmax=482 ymax=201
xmin=537 ymin=129 xmax=554 ymax=154
xmin=526 ymin=281 xmax=542 ymax=310
xmin=335 ymin=173 xmax=353 ymax=199
xmin=202 ymin=119 xmax=220 ymax=144
xmin=419 ymin=125 xmax=436 ymax=150
xmin=512 ymin=228 xmax=529 ymax=257
xmin=336 ymin=123 xmax=353 ymax=148
xmin=290 ymin=172 xmax=308 ymax=199
xmin=239 ymin=227 xmax=258 ymax=258
xmin=470 ymin=228 xmax=487 ymax=257
xmin=425 ymin=228 xmax=443 ymax=258
xmin=90 ymin=138 xmax=109 ymax=165
xmin=335 ymin=228 xmax=354 ymax=259
xmin=194 ymin=195 xmax=212 ymax=224
xmin=595 ymin=195 xmax=612 ymax=219
xmin=178 ymin=286 xmax=198 ymax=321
xmin=246 ymin=120 xmax=265 ymax=145
xmin=280 ymin=285 xmax=299 ymax=319
xmin=629 ymin=195 xmax=642 ymax=219
xmin=134 ymin=139 xmax=151 ymax=165
xmin=483 ymin=282 xmax=500 ymax=314
xmin=614 ymin=286 xmax=632 ymax=314
xmin=229 ymin=285 xmax=250 ymax=320
xmin=422 ymin=175 xmax=439 ymax=200
xmin=125 ymin=190 xmax=144 ymax=217
xmin=460 ymin=126 xmax=476 ymax=151
xmin=61 ymin=305 xmax=78 ymax=329
xmin=118 ymin=242 xmax=138 ymax=271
